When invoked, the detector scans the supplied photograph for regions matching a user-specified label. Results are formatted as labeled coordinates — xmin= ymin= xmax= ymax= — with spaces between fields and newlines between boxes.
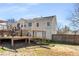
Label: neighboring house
xmin=12 ymin=16 xmax=57 ymax=39
xmin=0 ymin=20 xmax=7 ymax=30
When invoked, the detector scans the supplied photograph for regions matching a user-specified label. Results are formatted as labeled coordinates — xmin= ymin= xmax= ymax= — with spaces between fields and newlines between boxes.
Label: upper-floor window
xmin=36 ymin=23 xmax=39 ymax=27
xmin=17 ymin=23 xmax=20 ymax=27
xmin=24 ymin=24 xmax=26 ymax=27
xmin=17 ymin=23 xmax=20 ymax=29
xmin=28 ymin=23 xmax=32 ymax=27
xmin=21 ymin=24 xmax=23 ymax=27
xmin=47 ymin=22 xmax=50 ymax=26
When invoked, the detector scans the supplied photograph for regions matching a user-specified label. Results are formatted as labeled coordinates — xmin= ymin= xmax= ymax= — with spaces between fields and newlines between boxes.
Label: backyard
xmin=0 ymin=40 xmax=79 ymax=56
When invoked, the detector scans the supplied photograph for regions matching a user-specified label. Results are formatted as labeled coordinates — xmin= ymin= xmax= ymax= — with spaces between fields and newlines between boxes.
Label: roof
xmin=32 ymin=16 xmax=55 ymax=20
xmin=0 ymin=20 xmax=7 ymax=23
xmin=17 ymin=15 xmax=56 ymax=22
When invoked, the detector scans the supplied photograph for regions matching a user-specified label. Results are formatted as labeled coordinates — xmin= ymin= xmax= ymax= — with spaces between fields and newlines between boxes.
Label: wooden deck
xmin=0 ymin=29 xmax=46 ymax=49
xmin=0 ymin=36 xmax=33 ymax=48
xmin=0 ymin=36 xmax=45 ymax=48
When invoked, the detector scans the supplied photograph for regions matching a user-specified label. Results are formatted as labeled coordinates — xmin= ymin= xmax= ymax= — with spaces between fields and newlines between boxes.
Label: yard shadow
xmin=0 ymin=39 xmax=52 ymax=52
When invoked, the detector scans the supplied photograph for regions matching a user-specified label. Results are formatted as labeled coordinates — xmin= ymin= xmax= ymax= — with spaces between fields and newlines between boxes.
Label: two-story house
xmin=12 ymin=16 xmax=57 ymax=39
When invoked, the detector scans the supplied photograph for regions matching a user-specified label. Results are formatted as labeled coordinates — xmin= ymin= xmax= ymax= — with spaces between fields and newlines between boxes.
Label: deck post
xmin=33 ymin=30 xmax=34 ymax=37
xmin=28 ymin=38 xmax=30 ymax=44
xmin=25 ymin=39 xmax=27 ymax=47
xmin=25 ymin=39 xmax=27 ymax=44
xmin=11 ymin=38 xmax=14 ymax=48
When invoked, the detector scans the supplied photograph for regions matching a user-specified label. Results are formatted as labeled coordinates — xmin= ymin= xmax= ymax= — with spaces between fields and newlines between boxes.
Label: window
xmin=17 ymin=23 xmax=20 ymax=29
xmin=24 ymin=24 xmax=26 ymax=27
xmin=21 ymin=24 xmax=23 ymax=27
xmin=36 ymin=23 xmax=39 ymax=27
xmin=28 ymin=23 xmax=32 ymax=27
xmin=17 ymin=23 xmax=20 ymax=27
xmin=47 ymin=22 xmax=50 ymax=26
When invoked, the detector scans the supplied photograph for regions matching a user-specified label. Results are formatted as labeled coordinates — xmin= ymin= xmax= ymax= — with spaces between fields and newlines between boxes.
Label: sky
xmin=0 ymin=3 xmax=75 ymax=27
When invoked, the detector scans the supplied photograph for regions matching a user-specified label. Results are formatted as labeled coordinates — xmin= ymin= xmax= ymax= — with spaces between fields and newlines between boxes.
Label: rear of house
xmin=9 ymin=16 xmax=57 ymax=39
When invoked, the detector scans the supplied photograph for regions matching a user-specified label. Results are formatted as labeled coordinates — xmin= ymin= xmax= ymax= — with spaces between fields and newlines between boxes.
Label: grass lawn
xmin=15 ymin=39 xmax=79 ymax=56
xmin=0 ymin=48 xmax=5 ymax=53
xmin=15 ymin=43 xmax=79 ymax=56
xmin=0 ymin=39 xmax=79 ymax=56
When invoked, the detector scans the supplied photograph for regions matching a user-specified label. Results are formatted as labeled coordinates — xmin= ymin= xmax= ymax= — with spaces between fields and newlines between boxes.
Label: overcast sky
xmin=0 ymin=3 xmax=74 ymax=26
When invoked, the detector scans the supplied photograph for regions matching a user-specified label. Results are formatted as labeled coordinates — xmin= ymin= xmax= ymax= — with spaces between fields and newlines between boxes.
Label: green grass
xmin=0 ymin=48 xmax=5 ymax=53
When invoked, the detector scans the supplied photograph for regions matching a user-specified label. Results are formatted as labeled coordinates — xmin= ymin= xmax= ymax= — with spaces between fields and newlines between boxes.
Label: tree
xmin=68 ymin=4 xmax=79 ymax=35
xmin=57 ymin=23 xmax=63 ymax=34
xmin=70 ymin=4 xmax=79 ymax=31
xmin=57 ymin=25 xmax=70 ymax=34
xmin=7 ymin=18 xmax=16 ymax=23
xmin=7 ymin=18 xmax=16 ymax=30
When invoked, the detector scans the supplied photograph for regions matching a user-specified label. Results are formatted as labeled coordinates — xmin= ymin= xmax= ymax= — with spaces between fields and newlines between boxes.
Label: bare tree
xmin=69 ymin=4 xmax=79 ymax=34
xmin=57 ymin=23 xmax=63 ymax=34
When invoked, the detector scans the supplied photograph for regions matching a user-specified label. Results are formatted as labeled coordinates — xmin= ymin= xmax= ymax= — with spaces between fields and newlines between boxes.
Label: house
xmin=10 ymin=16 xmax=57 ymax=39
xmin=0 ymin=20 xmax=7 ymax=30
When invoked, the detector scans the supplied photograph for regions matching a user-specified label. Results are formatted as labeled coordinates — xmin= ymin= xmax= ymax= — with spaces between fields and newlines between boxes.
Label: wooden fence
xmin=52 ymin=34 xmax=79 ymax=44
